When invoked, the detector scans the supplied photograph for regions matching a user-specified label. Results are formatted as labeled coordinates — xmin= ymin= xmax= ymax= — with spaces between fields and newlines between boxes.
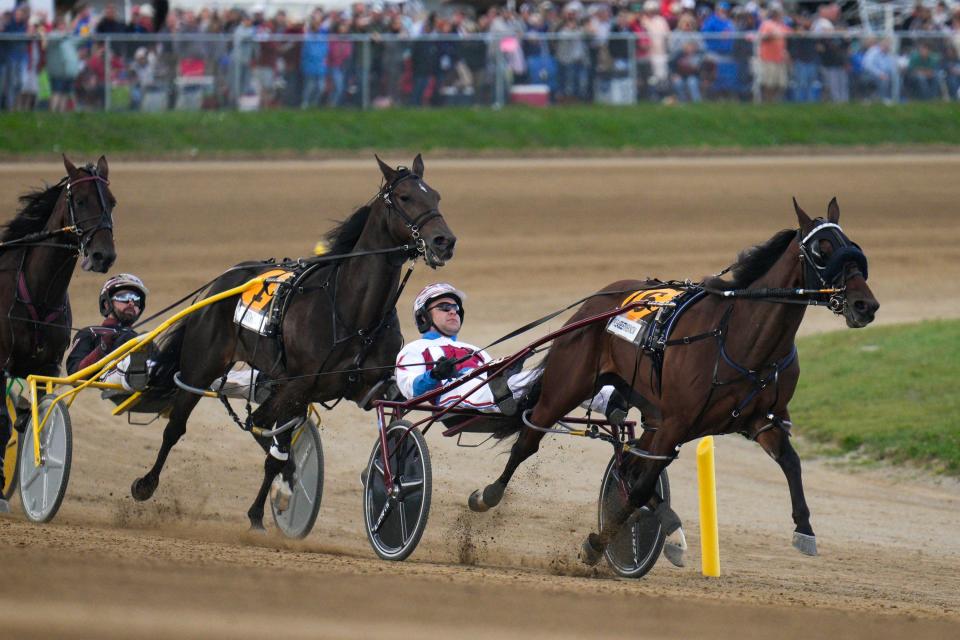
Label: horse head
xmin=793 ymin=197 xmax=878 ymax=328
xmin=62 ymin=154 xmax=117 ymax=273
xmin=375 ymin=154 xmax=456 ymax=268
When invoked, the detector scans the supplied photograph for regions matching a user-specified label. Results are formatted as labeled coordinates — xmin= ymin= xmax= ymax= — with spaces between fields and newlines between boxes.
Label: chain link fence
xmin=1 ymin=31 xmax=958 ymax=112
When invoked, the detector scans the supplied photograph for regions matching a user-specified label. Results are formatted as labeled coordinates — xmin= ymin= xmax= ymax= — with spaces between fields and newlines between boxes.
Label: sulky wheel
xmin=18 ymin=394 xmax=73 ymax=523
xmin=597 ymin=453 xmax=670 ymax=578
xmin=363 ymin=420 xmax=432 ymax=561
xmin=2 ymin=397 xmax=19 ymax=501
xmin=270 ymin=417 xmax=324 ymax=539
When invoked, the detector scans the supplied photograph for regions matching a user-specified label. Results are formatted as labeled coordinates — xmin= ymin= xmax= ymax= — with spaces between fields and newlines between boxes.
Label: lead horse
xmin=0 ymin=156 xmax=117 ymax=508
xmin=470 ymin=198 xmax=878 ymax=565
xmin=135 ymin=155 xmax=457 ymax=530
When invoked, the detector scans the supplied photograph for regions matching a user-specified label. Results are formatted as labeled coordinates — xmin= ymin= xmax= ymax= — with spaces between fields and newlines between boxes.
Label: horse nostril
xmin=432 ymin=236 xmax=447 ymax=247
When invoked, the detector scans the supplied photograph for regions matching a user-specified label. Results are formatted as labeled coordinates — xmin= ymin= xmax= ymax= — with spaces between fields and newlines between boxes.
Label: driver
xmin=395 ymin=283 xmax=626 ymax=422
xmin=67 ymin=274 xmax=268 ymax=402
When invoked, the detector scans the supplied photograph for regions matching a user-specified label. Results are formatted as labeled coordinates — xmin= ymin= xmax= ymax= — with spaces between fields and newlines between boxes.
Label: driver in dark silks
xmin=67 ymin=273 xmax=268 ymax=401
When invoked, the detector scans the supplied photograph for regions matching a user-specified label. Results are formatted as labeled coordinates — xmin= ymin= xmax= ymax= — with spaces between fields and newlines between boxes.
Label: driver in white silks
xmin=67 ymin=274 xmax=268 ymax=403
xmin=395 ymin=283 xmax=624 ymax=422
xmin=394 ymin=283 xmax=688 ymax=568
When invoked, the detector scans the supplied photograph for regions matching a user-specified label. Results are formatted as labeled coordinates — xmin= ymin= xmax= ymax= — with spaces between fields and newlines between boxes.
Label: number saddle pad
xmin=607 ymin=288 xmax=686 ymax=346
xmin=233 ymin=268 xmax=298 ymax=336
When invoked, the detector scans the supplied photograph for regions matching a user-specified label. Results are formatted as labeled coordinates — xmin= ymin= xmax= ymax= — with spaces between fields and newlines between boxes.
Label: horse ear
xmin=96 ymin=155 xmax=109 ymax=180
xmin=375 ymin=154 xmax=397 ymax=183
xmin=793 ymin=197 xmax=812 ymax=228
xmin=826 ymin=197 xmax=840 ymax=223
xmin=412 ymin=153 xmax=425 ymax=177
xmin=63 ymin=154 xmax=79 ymax=178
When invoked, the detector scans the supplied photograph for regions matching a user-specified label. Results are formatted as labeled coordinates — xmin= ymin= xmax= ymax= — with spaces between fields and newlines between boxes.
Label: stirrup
xmin=488 ymin=376 xmax=517 ymax=416
xmin=124 ymin=349 xmax=150 ymax=392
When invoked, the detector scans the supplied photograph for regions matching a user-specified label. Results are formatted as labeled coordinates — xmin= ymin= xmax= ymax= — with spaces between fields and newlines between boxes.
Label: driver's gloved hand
xmin=430 ymin=356 xmax=459 ymax=381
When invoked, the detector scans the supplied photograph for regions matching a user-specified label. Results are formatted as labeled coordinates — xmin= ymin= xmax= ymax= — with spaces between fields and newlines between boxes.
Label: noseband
xmin=797 ymin=220 xmax=869 ymax=314
xmin=380 ymin=170 xmax=442 ymax=259
xmin=65 ymin=166 xmax=114 ymax=256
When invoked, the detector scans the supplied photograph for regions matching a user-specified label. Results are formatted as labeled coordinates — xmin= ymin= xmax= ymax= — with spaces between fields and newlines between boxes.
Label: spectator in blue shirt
xmin=702 ymin=2 xmax=734 ymax=55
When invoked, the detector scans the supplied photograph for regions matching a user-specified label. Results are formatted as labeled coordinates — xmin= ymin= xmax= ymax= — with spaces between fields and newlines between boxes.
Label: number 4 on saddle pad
xmin=606 ymin=288 xmax=684 ymax=346
xmin=234 ymin=268 xmax=297 ymax=336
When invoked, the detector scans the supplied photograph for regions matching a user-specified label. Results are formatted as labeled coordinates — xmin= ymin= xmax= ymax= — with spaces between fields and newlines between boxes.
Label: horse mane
xmin=703 ymin=228 xmax=796 ymax=291
xmin=1 ymin=179 xmax=67 ymax=243
xmin=324 ymin=205 xmax=372 ymax=256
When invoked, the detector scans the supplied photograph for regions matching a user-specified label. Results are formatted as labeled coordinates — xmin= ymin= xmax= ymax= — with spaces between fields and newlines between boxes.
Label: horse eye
xmin=400 ymin=195 xmax=410 ymax=202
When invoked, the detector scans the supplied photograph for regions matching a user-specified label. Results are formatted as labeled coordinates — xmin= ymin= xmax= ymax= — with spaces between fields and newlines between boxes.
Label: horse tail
xmin=150 ymin=322 xmax=187 ymax=388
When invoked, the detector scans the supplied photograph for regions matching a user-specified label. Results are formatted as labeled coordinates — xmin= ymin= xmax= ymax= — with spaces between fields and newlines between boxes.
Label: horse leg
xmin=0 ymin=372 xmax=10 ymax=513
xmin=468 ymin=426 xmax=546 ymax=512
xmin=131 ymin=390 xmax=204 ymax=501
xmin=580 ymin=432 xmax=679 ymax=566
xmin=756 ymin=422 xmax=817 ymax=556
xmin=245 ymin=382 xmax=309 ymax=530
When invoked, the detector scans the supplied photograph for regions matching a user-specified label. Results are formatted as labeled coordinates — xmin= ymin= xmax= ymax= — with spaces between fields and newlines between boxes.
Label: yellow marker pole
xmin=697 ymin=436 xmax=721 ymax=577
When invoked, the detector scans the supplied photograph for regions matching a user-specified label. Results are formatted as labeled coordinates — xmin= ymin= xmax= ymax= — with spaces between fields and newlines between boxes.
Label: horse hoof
xmin=0 ymin=498 xmax=10 ymax=514
xmin=792 ymin=532 xmax=818 ymax=556
xmin=131 ymin=476 xmax=158 ymax=502
xmin=579 ymin=534 xmax=604 ymax=567
xmin=269 ymin=475 xmax=292 ymax=514
xmin=663 ymin=527 xmax=687 ymax=567
xmin=248 ymin=518 xmax=267 ymax=533
xmin=482 ymin=482 xmax=505 ymax=508
xmin=468 ymin=489 xmax=490 ymax=513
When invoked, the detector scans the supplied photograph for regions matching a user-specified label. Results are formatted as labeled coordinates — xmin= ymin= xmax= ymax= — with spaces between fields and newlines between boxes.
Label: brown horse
xmin=0 ymin=156 xmax=117 ymax=505
xmin=470 ymin=198 xmax=878 ymax=565
xmin=135 ymin=155 xmax=457 ymax=530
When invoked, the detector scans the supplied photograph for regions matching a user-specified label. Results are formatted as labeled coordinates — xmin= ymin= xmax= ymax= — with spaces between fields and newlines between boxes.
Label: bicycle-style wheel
xmin=363 ymin=420 xmax=432 ymax=561
xmin=18 ymin=394 xmax=72 ymax=523
xmin=598 ymin=454 xmax=670 ymax=578
xmin=270 ymin=418 xmax=324 ymax=539
xmin=2 ymin=398 xmax=19 ymax=501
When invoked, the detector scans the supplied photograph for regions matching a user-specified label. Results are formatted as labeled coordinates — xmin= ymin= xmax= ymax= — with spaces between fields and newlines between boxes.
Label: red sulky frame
xmin=371 ymin=300 xmax=672 ymax=493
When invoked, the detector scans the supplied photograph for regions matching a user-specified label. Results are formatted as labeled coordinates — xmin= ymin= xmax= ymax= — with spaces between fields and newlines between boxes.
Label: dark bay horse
xmin=0 ymin=156 xmax=117 ymax=506
xmin=135 ymin=155 xmax=457 ymax=530
xmin=471 ymin=199 xmax=878 ymax=564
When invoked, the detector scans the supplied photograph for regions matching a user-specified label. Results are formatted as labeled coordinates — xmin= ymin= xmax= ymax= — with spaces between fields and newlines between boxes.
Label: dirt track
xmin=1 ymin=156 xmax=959 ymax=639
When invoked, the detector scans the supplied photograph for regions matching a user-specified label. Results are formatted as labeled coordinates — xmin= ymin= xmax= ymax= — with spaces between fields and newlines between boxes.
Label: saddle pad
xmin=234 ymin=268 xmax=297 ymax=335
xmin=607 ymin=288 xmax=685 ymax=344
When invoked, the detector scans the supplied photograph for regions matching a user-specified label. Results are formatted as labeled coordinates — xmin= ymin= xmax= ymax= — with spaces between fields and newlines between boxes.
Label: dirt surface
xmin=1 ymin=156 xmax=959 ymax=639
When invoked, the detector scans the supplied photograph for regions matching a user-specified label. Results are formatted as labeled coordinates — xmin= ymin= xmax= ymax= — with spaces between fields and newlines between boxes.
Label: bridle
xmin=379 ymin=169 xmax=443 ymax=261
xmin=64 ymin=165 xmax=114 ymax=256
xmin=796 ymin=219 xmax=869 ymax=314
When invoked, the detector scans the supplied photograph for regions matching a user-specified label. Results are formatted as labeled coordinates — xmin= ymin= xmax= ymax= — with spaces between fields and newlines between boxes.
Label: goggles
xmin=429 ymin=302 xmax=461 ymax=314
xmin=112 ymin=291 xmax=143 ymax=306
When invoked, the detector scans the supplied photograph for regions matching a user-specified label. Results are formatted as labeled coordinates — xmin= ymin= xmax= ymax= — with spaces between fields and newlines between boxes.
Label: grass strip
xmin=793 ymin=319 xmax=960 ymax=475
xmin=2 ymin=103 xmax=960 ymax=157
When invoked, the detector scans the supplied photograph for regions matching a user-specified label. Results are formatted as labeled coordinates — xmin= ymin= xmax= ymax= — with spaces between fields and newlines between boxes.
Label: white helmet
xmin=412 ymin=282 xmax=466 ymax=333
xmin=99 ymin=273 xmax=149 ymax=317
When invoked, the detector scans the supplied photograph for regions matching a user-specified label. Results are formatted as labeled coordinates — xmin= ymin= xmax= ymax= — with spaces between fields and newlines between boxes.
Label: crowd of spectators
xmin=2 ymin=0 xmax=960 ymax=111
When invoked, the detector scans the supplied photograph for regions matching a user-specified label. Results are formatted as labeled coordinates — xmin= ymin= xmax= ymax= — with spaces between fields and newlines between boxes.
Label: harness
xmin=219 ymin=169 xmax=438 ymax=422
xmin=691 ymin=219 xmax=869 ymax=439
xmin=7 ymin=166 xmax=113 ymax=356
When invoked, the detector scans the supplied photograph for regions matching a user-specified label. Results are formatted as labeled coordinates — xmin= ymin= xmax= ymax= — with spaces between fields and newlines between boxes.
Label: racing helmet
xmin=413 ymin=283 xmax=466 ymax=334
xmin=99 ymin=273 xmax=149 ymax=318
